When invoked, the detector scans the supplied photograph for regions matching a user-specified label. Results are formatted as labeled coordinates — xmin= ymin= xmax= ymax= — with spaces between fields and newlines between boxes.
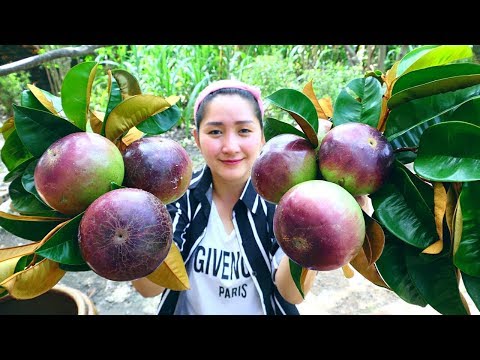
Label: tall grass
xmin=87 ymin=45 xmax=368 ymax=139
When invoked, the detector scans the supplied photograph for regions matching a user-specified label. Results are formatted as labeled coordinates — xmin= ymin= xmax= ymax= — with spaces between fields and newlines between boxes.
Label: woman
xmin=132 ymin=79 xmax=316 ymax=315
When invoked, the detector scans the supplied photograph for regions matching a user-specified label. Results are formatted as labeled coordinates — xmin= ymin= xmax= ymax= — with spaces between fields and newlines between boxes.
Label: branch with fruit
xmin=253 ymin=45 xmax=480 ymax=315
xmin=0 ymin=63 xmax=190 ymax=300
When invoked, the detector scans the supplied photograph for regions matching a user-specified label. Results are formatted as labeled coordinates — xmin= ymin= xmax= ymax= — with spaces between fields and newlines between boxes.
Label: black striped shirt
xmin=157 ymin=165 xmax=299 ymax=315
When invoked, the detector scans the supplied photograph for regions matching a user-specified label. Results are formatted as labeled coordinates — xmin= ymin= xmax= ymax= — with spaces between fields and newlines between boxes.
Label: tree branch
xmin=0 ymin=45 xmax=105 ymax=76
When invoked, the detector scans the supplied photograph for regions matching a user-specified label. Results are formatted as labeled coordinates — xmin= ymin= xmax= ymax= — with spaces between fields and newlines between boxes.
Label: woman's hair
xmin=195 ymin=87 xmax=264 ymax=130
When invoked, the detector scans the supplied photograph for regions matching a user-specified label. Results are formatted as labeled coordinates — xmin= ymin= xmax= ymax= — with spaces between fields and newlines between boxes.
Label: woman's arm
xmin=275 ymin=255 xmax=317 ymax=305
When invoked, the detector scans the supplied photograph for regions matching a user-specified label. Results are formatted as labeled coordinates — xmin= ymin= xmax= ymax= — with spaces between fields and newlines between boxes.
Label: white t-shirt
xmin=174 ymin=201 xmax=264 ymax=315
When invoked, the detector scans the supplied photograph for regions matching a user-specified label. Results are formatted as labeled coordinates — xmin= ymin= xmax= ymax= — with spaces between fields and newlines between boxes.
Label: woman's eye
xmin=208 ymin=130 xmax=221 ymax=135
xmin=240 ymin=128 xmax=252 ymax=134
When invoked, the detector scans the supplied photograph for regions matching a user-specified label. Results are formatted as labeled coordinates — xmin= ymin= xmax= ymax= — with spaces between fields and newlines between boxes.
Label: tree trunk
xmin=343 ymin=45 xmax=360 ymax=66
xmin=473 ymin=45 xmax=480 ymax=63
xmin=377 ymin=45 xmax=387 ymax=72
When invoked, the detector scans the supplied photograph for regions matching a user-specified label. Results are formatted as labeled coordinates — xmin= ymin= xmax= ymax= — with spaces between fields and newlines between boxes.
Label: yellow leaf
xmin=452 ymin=200 xmax=463 ymax=256
xmin=147 ymin=243 xmax=190 ymax=291
xmin=118 ymin=126 xmax=145 ymax=152
xmin=422 ymin=182 xmax=447 ymax=255
xmin=341 ymin=264 xmax=355 ymax=278
xmin=445 ymin=185 xmax=458 ymax=240
xmin=0 ymin=256 xmax=21 ymax=283
xmin=85 ymin=64 xmax=99 ymax=127
xmin=300 ymin=267 xmax=310 ymax=292
xmin=1 ymin=116 xmax=14 ymax=135
xmin=459 ymin=290 xmax=471 ymax=315
xmin=363 ymin=215 xmax=385 ymax=265
xmin=112 ymin=69 xmax=142 ymax=100
xmin=302 ymin=81 xmax=333 ymax=119
xmin=27 ymin=84 xmax=58 ymax=115
xmin=165 ymin=95 xmax=180 ymax=106
xmin=0 ymin=210 xmax=67 ymax=222
xmin=318 ymin=97 xmax=333 ymax=119
xmin=363 ymin=233 xmax=373 ymax=264
xmin=89 ymin=110 xmax=104 ymax=134
xmin=105 ymin=94 xmax=172 ymax=143
xmin=433 ymin=182 xmax=447 ymax=239
xmin=302 ymin=80 xmax=330 ymax=119
xmin=377 ymin=61 xmax=399 ymax=132
xmin=107 ymin=69 xmax=112 ymax=98
xmin=0 ymin=258 xmax=65 ymax=299
xmin=377 ymin=96 xmax=390 ymax=132
xmin=349 ymin=247 xmax=389 ymax=289
xmin=422 ymin=239 xmax=443 ymax=254
xmin=385 ymin=61 xmax=399 ymax=90
xmin=0 ymin=243 xmax=41 ymax=262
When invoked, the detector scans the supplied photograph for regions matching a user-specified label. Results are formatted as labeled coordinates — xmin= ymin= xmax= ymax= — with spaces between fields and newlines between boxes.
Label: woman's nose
xmin=222 ymin=132 xmax=241 ymax=153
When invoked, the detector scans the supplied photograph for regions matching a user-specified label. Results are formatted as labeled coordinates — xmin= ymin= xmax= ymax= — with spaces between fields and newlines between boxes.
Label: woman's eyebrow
xmin=204 ymin=120 xmax=254 ymax=126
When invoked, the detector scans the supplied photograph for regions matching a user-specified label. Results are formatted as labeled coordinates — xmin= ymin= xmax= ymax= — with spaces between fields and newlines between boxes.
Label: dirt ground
xmin=0 ymin=124 xmax=476 ymax=316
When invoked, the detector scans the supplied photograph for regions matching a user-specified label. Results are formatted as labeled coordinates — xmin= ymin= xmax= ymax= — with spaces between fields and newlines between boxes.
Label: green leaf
xmin=263 ymin=117 xmax=306 ymax=142
xmin=414 ymin=121 xmax=480 ymax=182
xmin=13 ymin=105 xmax=82 ymax=158
xmin=136 ymin=104 xmax=181 ymax=135
xmin=61 ymin=61 xmax=99 ymax=130
xmin=9 ymin=176 xmax=61 ymax=217
xmin=371 ymin=163 xmax=437 ymax=249
xmin=289 ymin=259 xmax=304 ymax=299
xmin=385 ymin=82 xmax=480 ymax=141
xmin=391 ymin=116 xmax=441 ymax=164
xmin=444 ymin=96 xmax=480 ymax=127
xmin=461 ymin=272 xmax=480 ymax=312
xmin=38 ymin=88 xmax=64 ymax=116
xmin=21 ymin=90 xmax=49 ymax=111
xmin=35 ymin=213 xmax=86 ymax=265
xmin=21 ymin=159 xmax=48 ymax=204
xmin=392 ymin=63 xmax=480 ymax=96
xmin=405 ymin=250 xmax=468 ymax=315
xmin=388 ymin=74 xmax=480 ymax=110
xmin=110 ymin=181 xmax=125 ymax=190
xmin=331 ymin=77 xmax=383 ymax=128
xmin=397 ymin=45 xmax=472 ymax=77
xmin=3 ymin=158 xmax=34 ymax=183
xmin=0 ymin=215 xmax=64 ymax=242
xmin=266 ymin=89 xmax=318 ymax=148
xmin=0 ymin=129 xmax=33 ymax=172
xmin=14 ymin=254 xmax=34 ymax=273
xmin=396 ymin=45 xmax=440 ymax=77
xmin=453 ymin=182 xmax=480 ymax=276
xmin=375 ymin=233 xmax=428 ymax=306
xmin=111 ymin=69 xmax=142 ymax=98
xmin=59 ymin=263 xmax=91 ymax=272
xmin=101 ymin=76 xmax=122 ymax=136
xmin=105 ymin=94 xmax=173 ymax=142
xmin=377 ymin=227 xmax=469 ymax=314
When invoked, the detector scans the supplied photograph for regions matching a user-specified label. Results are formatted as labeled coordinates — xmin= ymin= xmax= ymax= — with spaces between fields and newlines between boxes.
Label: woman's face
xmin=194 ymin=94 xmax=264 ymax=186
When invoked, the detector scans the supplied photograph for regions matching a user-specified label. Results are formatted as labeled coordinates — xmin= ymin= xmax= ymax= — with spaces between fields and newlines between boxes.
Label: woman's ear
xmin=193 ymin=127 xmax=200 ymax=149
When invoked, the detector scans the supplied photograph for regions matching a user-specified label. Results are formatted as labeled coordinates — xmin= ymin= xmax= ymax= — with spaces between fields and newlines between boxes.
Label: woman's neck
xmin=211 ymin=176 xmax=247 ymax=207
xmin=211 ymin=176 xmax=247 ymax=235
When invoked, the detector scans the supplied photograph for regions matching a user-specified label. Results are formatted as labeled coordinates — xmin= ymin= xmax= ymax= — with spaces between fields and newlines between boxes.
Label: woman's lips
xmin=221 ymin=159 xmax=242 ymax=165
